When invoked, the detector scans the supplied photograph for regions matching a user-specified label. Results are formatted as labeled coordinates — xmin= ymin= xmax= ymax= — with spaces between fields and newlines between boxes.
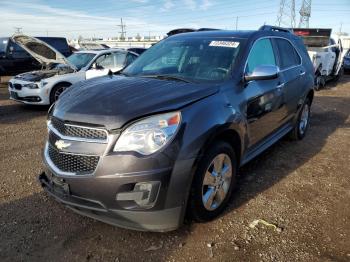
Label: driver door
xmin=244 ymin=38 xmax=285 ymax=147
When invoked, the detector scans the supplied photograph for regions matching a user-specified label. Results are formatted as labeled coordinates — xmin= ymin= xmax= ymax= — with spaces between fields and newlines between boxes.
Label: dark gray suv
xmin=39 ymin=26 xmax=314 ymax=232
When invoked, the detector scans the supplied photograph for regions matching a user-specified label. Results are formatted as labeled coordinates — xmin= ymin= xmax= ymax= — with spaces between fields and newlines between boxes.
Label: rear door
xmin=274 ymin=38 xmax=305 ymax=121
xmin=244 ymin=38 xmax=285 ymax=147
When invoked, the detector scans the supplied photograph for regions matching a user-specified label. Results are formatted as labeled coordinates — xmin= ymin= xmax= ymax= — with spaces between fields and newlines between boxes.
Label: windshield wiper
xmin=141 ymin=74 xmax=193 ymax=83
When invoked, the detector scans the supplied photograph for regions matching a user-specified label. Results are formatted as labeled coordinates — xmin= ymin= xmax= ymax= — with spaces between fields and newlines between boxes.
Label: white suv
xmin=8 ymin=35 xmax=141 ymax=105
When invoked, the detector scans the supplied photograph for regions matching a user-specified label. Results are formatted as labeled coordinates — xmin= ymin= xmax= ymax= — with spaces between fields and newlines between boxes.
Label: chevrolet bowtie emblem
xmin=55 ymin=140 xmax=71 ymax=150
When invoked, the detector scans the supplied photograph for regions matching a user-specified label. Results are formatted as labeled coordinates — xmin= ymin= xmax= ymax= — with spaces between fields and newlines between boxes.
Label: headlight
xmin=113 ymin=112 xmax=181 ymax=155
xmin=23 ymin=83 xmax=39 ymax=89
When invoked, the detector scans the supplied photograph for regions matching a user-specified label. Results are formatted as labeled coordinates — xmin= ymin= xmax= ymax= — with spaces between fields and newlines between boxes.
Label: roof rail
xmin=259 ymin=25 xmax=292 ymax=33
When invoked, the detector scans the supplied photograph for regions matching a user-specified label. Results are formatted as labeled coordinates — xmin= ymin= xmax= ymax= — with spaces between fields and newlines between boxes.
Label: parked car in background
xmin=39 ymin=25 xmax=314 ymax=232
xmin=343 ymin=49 xmax=350 ymax=71
xmin=293 ymin=28 xmax=346 ymax=90
xmin=8 ymin=35 xmax=140 ymax=105
xmin=127 ymin=47 xmax=147 ymax=55
xmin=0 ymin=36 xmax=71 ymax=76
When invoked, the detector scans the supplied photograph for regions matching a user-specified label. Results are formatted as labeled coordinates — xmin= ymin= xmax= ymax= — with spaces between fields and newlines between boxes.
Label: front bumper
xmin=39 ymin=116 xmax=197 ymax=231
xmin=8 ymin=80 xmax=50 ymax=105
xmin=39 ymin=169 xmax=183 ymax=232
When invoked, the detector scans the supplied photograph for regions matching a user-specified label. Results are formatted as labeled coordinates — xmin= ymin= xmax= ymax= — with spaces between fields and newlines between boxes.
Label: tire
xmin=315 ymin=75 xmax=325 ymax=91
xmin=333 ymin=66 xmax=344 ymax=83
xmin=189 ymin=141 xmax=237 ymax=222
xmin=50 ymin=83 xmax=71 ymax=104
xmin=289 ymin=98 xmax=311 ymax=140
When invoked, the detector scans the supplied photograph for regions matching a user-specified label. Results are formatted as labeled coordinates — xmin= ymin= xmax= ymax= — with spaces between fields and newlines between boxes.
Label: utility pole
xmin=117 ymin=18 xmax=126 ymax=41
xmin=299 ymin=0 xmax=312 ymax=28
xmin=14 ymin=27 xmax=22 ymax=34
xmin=235 ymin=17 xmax=239 ymax=30
xmin=276 ymin=0 xmax=296 ymax=28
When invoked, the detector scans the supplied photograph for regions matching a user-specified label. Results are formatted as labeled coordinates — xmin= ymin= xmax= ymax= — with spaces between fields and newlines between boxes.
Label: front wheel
xmin=289 ymin=98 xmax=311 ymax=140
xmin=189 ymin=141 xmax=237 ymax=222
xmin=50 ymin=83 xmax=71 ymax=104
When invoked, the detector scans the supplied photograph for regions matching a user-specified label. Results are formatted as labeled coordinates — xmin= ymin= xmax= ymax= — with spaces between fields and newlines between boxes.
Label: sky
xmin=0 ymin=0 xmax=349 ymax=39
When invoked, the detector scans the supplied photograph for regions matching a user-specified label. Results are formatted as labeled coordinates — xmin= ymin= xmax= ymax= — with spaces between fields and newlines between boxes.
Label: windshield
xmin=67 ymin=52 xmax=96 ymax=70
xmin=123 ymin=37 xmax=243 ymax=83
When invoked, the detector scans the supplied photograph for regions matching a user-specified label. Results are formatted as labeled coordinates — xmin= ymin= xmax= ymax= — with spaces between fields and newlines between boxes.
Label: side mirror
xmin=244 ymin=65 xmax=279 ymax=82
xmin=92 ymin=63 xmax=104 ymax=70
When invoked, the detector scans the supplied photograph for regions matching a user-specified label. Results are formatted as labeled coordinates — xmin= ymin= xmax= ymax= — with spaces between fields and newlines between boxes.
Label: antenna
xmin=276 ymin=0 xmax=296 ymax=28
xmin=299 ymin=0 xmax=312 ymax=28
xmin=117 ymin=18 xmax=126 ymax=41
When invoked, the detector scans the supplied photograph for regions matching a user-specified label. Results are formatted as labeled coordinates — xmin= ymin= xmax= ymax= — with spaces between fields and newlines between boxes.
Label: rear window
xmin=37 ymin=37 xmax=69 ymax=54
xmin=275 ymin=38 xmax=301 ymax=69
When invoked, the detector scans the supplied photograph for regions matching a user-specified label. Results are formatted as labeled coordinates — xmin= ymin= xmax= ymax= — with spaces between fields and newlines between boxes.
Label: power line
xmin=14 ymin=27 xmax=22 ymax=34
xmin=117 ymin=18 xmax=126 ymax=40
xmin=276 ymin=0 xmax=296 ymax=28
xmin=299 ymin=0 xmax=312 ymax=28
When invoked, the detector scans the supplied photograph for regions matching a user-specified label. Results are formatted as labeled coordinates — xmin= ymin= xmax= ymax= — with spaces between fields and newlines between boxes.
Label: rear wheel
xmin=315 ymin=75 xmax=325 ymax=91
xmin=333 ymin=66 xmax=344 ymax=83
xmin=289 ymin=98 xmax=311 ymax=140
xmin=189 ymin=141 xmax=237 ymax=222
xmin=50 ymin=83 xmax=71 ymax=104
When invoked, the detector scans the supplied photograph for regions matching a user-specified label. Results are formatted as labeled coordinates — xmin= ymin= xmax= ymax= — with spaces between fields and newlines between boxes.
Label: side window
xmin=95 ymin=53 xmax=114 ymax=69
xmin=125 ymin=53 xmax=138 ymax=67
xmin=113 ymin=52 xmax=127 ymax=67
xmin=246 ymin=38 xmax=276 ymax=74
xmin=275 ymin=38 xmax=301 ymax=69
xmin=8 ymin=41 xmax=31 ymax=59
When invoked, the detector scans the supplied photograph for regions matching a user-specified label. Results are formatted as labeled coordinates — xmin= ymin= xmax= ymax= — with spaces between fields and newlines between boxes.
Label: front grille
xmin=14 ymin=83 xmax=22 ymax=90
xmin=50 ymin=117 xmax=107 ymax=141
xmin=48 ymin=144 xmax=99 ymax=175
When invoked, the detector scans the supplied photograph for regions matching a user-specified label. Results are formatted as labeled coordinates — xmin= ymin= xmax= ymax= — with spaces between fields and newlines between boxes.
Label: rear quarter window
xmin=275 ymin=38 xmax=301 ymax=69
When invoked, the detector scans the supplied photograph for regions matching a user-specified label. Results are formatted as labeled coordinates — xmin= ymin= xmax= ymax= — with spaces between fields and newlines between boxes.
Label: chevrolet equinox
xmin=39 ymin=26 xmax=314 ymax=232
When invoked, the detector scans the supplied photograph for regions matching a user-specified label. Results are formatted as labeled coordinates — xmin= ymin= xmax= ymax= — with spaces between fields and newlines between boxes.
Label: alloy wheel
xmin=299 ymin=103 xmax=310 ymax=135
xmin=202 ymin=153 xmax=233 ymax=211
xmin=54 ymin=86 xmax=67 ymax=101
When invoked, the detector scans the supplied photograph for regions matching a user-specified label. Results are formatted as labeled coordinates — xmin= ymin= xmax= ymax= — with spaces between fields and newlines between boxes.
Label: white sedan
xmin=8 ymin=35 xmax=141 ymax=105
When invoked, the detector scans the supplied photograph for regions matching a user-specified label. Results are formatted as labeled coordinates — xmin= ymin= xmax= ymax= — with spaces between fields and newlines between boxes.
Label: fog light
xmin=134 ymin=182 xmax=160 ymax=207
xmin=116 ymin=181 xmax=161 ymax=208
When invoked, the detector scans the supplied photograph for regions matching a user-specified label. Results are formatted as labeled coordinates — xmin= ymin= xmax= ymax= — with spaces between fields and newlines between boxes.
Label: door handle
xmin=300 ymin=71 xmax=306 ymax=76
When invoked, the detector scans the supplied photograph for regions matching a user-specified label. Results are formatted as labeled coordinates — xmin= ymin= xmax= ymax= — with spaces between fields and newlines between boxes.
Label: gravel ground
xmin=0 ymin=76 xmax=349 ymax=262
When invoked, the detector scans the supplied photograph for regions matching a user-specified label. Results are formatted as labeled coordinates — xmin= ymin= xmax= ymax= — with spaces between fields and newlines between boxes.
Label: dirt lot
xmin=0 ymin=76 xmax=349 ymax=262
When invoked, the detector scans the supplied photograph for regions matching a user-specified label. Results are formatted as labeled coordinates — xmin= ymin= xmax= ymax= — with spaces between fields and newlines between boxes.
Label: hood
xmin=11 ymin=34 xmax=77 ymax=70
xmin=14 ymin=67 xmax=74 ymax=82
xmin=53 ymin=76 xmax=219 ymax=130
